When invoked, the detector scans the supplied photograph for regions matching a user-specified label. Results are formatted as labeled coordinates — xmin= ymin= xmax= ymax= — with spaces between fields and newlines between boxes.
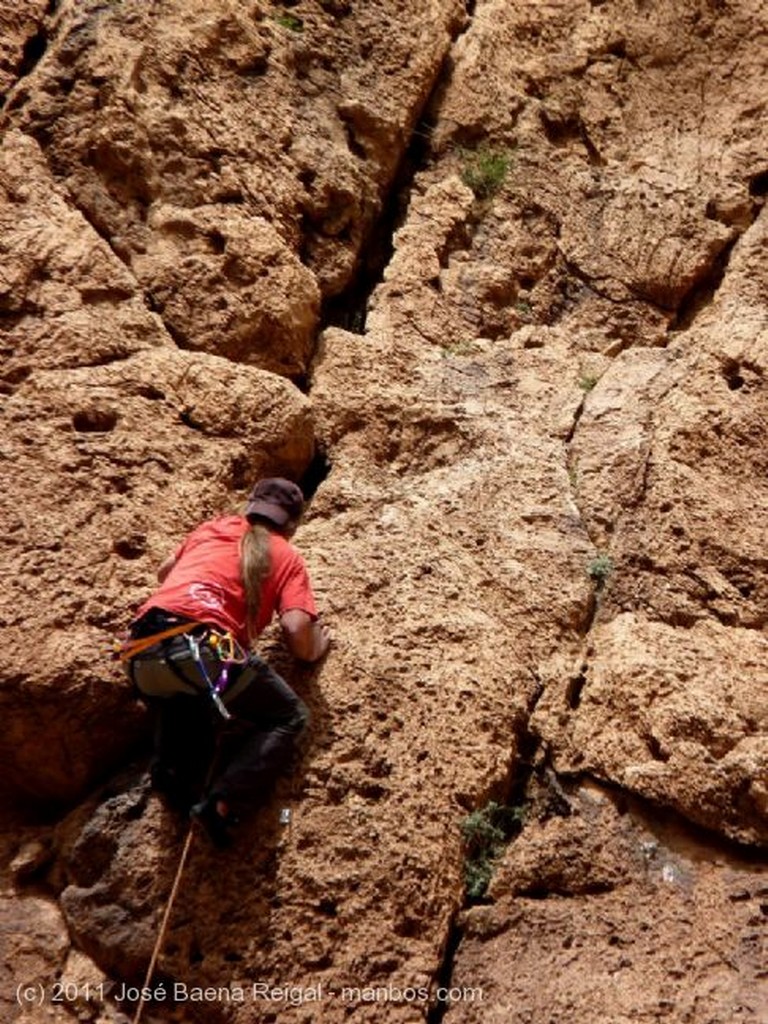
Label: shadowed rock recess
xmin=0 ymin=1 xmax=766 ymax=1022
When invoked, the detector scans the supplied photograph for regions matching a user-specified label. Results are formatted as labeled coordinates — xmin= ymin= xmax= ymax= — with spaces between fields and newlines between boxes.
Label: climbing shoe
xmin=190 ymin=798 xmax=236 ymax=848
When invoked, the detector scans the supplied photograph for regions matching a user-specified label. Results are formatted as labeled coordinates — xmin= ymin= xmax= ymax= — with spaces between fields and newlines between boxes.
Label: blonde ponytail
xmin=240 ymin=523 xmax=271 ymax=637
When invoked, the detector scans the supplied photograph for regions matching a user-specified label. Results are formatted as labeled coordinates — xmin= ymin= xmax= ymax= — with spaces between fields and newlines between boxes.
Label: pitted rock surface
xmin=1 ymin=0 xmax=767 ymax=1022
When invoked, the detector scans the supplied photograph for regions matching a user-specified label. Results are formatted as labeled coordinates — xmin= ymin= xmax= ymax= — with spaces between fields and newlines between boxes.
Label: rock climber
xmin=121 ymin=477 xmax=330 ymax=846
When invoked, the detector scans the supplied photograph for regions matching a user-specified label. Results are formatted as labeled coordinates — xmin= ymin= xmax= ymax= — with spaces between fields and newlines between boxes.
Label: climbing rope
xmin=131 ymin=824 xmax=196 ymax=1024
xmin=127 ymin=643 xmax=239 ymax=1024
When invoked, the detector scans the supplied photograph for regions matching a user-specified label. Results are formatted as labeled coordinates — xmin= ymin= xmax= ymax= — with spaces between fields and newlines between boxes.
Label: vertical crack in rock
xmin=426 ymin=916 xmax=464 ymax=1024
xmin=298 ymin=446 xmax=332 ymax=499
xmin=562 ymin=390 xmax=612 ymax=705
xmin=430 ymin=678 xmax=546 ymax=1013
xmin=321 ymin=106 xmax=436 ymax=334
xmin=322 ymin=4 xmax=476 ymax=336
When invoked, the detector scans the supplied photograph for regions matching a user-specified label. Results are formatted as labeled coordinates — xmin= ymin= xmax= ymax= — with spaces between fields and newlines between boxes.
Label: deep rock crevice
xmin=321 ymin=5 xmax=476 ymax=337
xmin=429 ymin=679 xmax=548 ymax=1010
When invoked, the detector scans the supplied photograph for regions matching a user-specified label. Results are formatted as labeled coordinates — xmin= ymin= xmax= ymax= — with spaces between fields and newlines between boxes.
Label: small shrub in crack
xmin=461 ymin=800 xmax=526 ymax=900
xmin=274 ymin=13 xmax=303 ymax=31
xmin=587 ymin=553 xmax=613 ymax=588
xmin=515 ymin=298 xmax=534 ymax=320
xmin=578 ymin=374 xmax=599 ymax=391
xmin=459 ymin=145 xmax=512 ymax=200
xmin=441 ymin=339 xmax=479 ymax=357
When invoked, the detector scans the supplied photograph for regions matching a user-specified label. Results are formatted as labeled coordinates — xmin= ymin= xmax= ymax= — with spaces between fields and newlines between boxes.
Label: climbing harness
xmin=121 ymin=618 xmax=248 ymax=716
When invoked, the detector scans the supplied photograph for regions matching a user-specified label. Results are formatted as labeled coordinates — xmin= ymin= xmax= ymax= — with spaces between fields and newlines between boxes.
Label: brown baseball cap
xmin=245 ymin=477 xmax=305 ymax=528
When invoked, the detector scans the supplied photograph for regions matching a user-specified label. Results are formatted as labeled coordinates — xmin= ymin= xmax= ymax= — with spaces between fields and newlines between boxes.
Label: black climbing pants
xmin=150 ymin=655 xmax=308 ymax=813
xmin=210 ymin=657 xmax=308 ymax=808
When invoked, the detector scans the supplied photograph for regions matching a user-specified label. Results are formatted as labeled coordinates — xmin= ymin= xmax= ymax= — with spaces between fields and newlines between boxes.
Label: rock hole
xmin=300 ymin=448 xmax=332 ymax=499
xmin=358 ymin=781 xmax=386 ymax=800
xmin=518 ymin=886 xmax=549 ymax=900
xmin=646 ymin=734 xmax=669 ymax=762
xmin=748 ymin=170 xmax=768 ymax=197
xmin=229 ymin=453 xmax=250 ymax=490
xmin=72 ymin=408 xmax=118 ymax=432
xmin=340 ymin=118 xmax=366 ymax=160
xmin=613 ymin=792 xmax=629 ymax=814
xmin=722 ymin=358 xmax=745 ymax=391
xmin=113 ymin=536 xmax=146 ymax=560
xmin=179 ymin=409 xmax=202 ymax=430
xmin=136 ymin=385 xmax=166 ymax=401
xmin=566 ymin=672 xmax=586 ymax=709
xmin=80 ymin=286 xmax=134 ymax=305
xmin=6 ymin=364 xmax=32 ymax=385
xmin=108 ymin=476 xmax=129 ymax=494
xmin=317 ymin=898 xmax=337 ymax=917
xmin=298 ymin=167 xmax=316 ymax=188
xmin=223 ymin=950 xmax=243 ymax=962
xmin=19 ymin=27 xmax=48 ymax=78
xmin=540 ymin=111 xmax=582 ymax=147
xmin=208 ymin=229 xmax=227 ymax=254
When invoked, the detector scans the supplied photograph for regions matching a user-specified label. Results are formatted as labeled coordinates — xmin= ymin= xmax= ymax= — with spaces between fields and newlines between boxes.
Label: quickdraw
xmin=185 ymin=632 xmax=238 ymax=720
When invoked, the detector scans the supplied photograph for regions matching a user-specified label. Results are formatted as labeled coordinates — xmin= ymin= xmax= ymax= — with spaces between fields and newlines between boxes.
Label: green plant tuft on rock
xmin=459 ymin=145 xmax=511 ymax=200
xmin=441 ymin=338 xmax=479 ymax=357
xmin=274 ymin=13 xmax=303 ymax=31
xmin=587 ymin=553 xmax=614 ymax=587
xmin=461 ymin=800 xmax=526 ymax=900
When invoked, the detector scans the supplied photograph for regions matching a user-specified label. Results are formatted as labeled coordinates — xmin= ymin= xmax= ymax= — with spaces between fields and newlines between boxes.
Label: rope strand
xmin=131 ymin=824 xmax=196 ymax=1024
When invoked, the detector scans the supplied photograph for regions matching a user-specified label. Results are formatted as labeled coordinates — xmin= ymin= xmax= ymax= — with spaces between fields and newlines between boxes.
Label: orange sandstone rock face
xmin=1 ymin=0 xmax=768 ymax=1022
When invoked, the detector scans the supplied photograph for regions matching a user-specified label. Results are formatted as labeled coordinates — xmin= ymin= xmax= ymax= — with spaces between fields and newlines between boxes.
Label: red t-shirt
xmin=135 ymin=516 xmax=317 ymax=647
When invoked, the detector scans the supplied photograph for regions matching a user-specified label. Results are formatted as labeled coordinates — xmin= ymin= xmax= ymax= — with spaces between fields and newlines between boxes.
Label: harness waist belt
xmin=118 ymin=621 xmax=204 ymax=663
